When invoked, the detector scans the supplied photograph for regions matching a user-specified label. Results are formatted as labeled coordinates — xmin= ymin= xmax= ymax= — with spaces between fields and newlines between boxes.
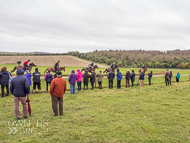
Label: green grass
xmin=0 ymin=81 xmax=190 ymax=142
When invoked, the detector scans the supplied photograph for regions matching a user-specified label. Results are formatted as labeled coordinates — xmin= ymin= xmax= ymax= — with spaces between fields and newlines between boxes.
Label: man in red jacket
xmin=50 ymin=71 xmax=66 ymax=116
xmin=23 ymin=59 xmax=30 ymax=69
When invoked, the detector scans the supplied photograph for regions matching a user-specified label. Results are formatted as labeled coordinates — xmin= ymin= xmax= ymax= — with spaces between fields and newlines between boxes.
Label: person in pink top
xmin=77 ymin=69 xmax=83 ymax=92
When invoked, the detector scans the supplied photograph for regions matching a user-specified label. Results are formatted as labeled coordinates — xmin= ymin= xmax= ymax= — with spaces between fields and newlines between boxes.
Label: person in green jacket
xmin=176 ymin=72 xmax=180 ymax=82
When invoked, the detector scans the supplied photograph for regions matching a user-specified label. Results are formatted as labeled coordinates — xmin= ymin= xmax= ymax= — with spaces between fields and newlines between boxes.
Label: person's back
xmin=125 ymin=71 xmax=131 ymax=80
xmin=108 ymin=71 xmax=115 ymax=81
xmin=83 ymin=71 xmax=90 ymax=84
xmin=10 ymin=68 xmax=30 ymax=97
xmin=90 ymin=72 xmax=96 ymax=83
xmin=96 ymin=72 xmax=104 ymax=82
xmin=176 ymin=73 xmax=180 ymax=79
xmin=131 ymin=72 xmax=135 ymax=81
xmin=117 ymin=69 xmax=122 ymax=80
xmin=45 ymin=72 xmax=53 ymax=83
xmin=165 ymin=71 xmax=170 ymax=79
xmin=69 ymin=70 xmax=77 ymax=84
xmin=33 ymin=70 xmax=41 ymax=83
xmin=24 ymin=72 xmax=32 ymax=86
xmin=77 ymin=69 xmax=83 ymax=82
xmin=139 ymin=71 xmax=145 ymax=80
xmin=148 ymin=71 xmax=152 ymax=79
xmin=0 ymin=71 xmax=9 ymax=86
xmin=50 ymin=76 xmax=67 ymax=97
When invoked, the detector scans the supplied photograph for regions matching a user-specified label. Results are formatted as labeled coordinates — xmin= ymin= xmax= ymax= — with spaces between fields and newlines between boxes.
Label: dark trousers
xmin=165 ymin=78 xmax=169 ymax=86
xmin=98 ymin=82 xmax=102 ymax=86
xmin=131 ymin=80 xmax=134 ymax=87
xmin=149 ymin=79 xmax=151 ymax=85
xmin=84 ymin=83 xmax=88 ymax=90
xmin=176 ymin=79 xmax=179 ymax=82
xmin=117 ymin=80 xmax=121 ymax=89
xmin=169 ymin=78 xmax=172 ymax=85
xmin=1 ymin=85 xmax=9 ymax=97
xmin=77 ymin=81 xmax=81 ymax=91
xmin=109 ymin=81 xmax=113 ymax=89
xmin=126 ymin=79 xmax=130 ymax=87
xmin=91 ymin=82 xmax=94 ymax=90
xmin=46 ymin=82 xmax=51 ymax=91
xmin=51 ymin=95 xmax=63 ymax=116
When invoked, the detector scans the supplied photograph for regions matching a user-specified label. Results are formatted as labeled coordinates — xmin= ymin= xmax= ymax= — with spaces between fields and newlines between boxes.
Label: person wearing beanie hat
xmin=33 ymin=68 xmax=41 ymax=94
xmin=24 ymin=70 xmax=32 ymax=94
xmin=50 ymin=71 xmax=66 ymax=116
xmin=10 ymin=68 xmax=30 ymax=120
xmin=68 ymin=70 xmax=77 ymax=94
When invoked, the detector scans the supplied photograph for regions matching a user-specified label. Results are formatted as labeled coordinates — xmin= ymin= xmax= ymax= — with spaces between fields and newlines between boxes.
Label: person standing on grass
xmin=10 ymin=68 xmax=30 ymax=120
xmin=45 ymin=70 xmax=53 ymax=93
xmin=24 ymin=70 xmax=32 ymax=94
xmin=131 ymin=70 xmax=135 ymax=87
xmin=90 ymin=70 xmax=96 ymax=90
xmin=176 ymin=72 xmax=180 ymax=82
xmin=33 ymin=68 xmax=41 ymax=94
xmin=165 ymin=70 xmax=170 ymax=86
xmin=96 ymin=70 xmax=104 ymax=89
xmin=68 ymin=70 xmax=77 ymax=94
xmin=148 ymin=71 xmax=153 ymax=85
xmin=169 ymin=70 xmax=172 ymax=85
xmin=139 ymin=69 xmax=145 ymax=87
xmin=83 ymin=70 xmax=90 ymax=90
xmin=107 ymin=69 xmax=115 ymax=89
xmin=125 ymin=69 xmax=131 ymax=88
xmin=0 ymin=66 xmax=10 ymax=97
xmin=117 ymin=68 xmax=122 ymax=89
xmin=77 ymin=69 xmax=83 ymax=92
xmin=50 ymin=71 xmax=66 ymax=116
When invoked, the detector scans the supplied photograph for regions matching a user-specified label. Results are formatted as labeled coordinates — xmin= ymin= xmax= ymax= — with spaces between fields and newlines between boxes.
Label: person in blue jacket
xmin=131 ymin=70 xmax=135 ymax=87
xmin=117 ymin=68 xmax=122 ymax=89
xmin=176 ymin=72 xmax=180 ymax=82
xmin=139 ymin=69 xmax=145 ymax=87
xmin=24 ymin=70 xmax=32 ymax=94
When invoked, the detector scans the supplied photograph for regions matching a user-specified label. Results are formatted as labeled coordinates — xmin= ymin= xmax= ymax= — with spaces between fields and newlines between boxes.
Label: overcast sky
xmin=0 ymin=0 xmax=190 ymax=53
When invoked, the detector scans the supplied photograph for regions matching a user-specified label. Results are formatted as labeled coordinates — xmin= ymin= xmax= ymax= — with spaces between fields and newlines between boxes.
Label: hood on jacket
xmin=151 ymin=71 xmax=152 ymax=74
xmin=117 ymin=69 xmax=119 ymax=72
xmin=71 ymin=70 xmax=75 ymax=73
xmin=77 ymin=69 xmax=81 ymax=72
xmin=16 ymin=68 xmax=24 ymax=75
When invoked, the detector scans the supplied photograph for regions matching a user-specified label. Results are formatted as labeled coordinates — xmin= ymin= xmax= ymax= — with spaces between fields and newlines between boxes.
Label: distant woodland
xmin=68 ymin=49 xmax=190 ymax=69
xmin=1 ymin=49 xmax=190 ymax=69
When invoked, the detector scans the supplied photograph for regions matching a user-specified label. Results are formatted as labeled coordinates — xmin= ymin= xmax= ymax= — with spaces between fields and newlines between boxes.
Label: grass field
xmin=0 ymin=80 xmax=190 ymax=142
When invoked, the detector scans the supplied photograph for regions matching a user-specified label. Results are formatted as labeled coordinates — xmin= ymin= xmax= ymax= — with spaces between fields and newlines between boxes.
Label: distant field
xmin=0 ymin=55 xmax=106 ymax=67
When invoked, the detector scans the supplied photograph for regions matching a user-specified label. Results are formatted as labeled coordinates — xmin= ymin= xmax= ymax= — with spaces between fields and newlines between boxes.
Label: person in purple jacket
xmin=68 ymin=70 xmax=77 ymax=94
xmin=24 ymin=70 xmax=32 ymax=94
xmin=45 ymin=70 xmax=53 ymax=93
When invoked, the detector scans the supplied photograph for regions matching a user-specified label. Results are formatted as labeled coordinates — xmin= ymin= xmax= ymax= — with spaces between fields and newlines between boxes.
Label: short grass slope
xmin=0 ymin=82 xmax=190 ymax=142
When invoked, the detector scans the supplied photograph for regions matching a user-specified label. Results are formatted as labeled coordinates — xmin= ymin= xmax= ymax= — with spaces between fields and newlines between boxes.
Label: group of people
xmin=165 ymin=70 xmax=180 ymax=86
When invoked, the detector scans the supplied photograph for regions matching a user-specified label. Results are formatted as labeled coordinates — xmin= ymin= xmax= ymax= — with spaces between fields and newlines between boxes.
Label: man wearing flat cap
xmin=50 ymin=71 xmax=66 ymax=116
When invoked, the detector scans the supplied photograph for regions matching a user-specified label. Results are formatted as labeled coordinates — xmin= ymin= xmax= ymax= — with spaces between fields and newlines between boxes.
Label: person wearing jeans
xmin=77 ymin=69 xmax=83 ymax=92
xmin=68 ymin=70 xmax=77 ymax=94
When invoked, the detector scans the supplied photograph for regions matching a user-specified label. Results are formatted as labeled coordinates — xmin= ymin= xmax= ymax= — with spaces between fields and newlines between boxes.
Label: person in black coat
xmin=125 ymin=69 xmax=131 ymax=88
xmin=148 ymin=71 xmax=153 ymax=85
xmin=0 ymin=66 xmax=9 ymax=97
xmin=83 ymin=70 xmax=90 ymax=90
xmin=10 ymin=68 xmax=30 ymax=119
xmin=90 ymin=70 xmax=96 ymax=90
xmin=169 ymin=70 xmax=172 ymax=85
xmin=33 ymin=68 xmax=41 ymax=94
xmin=131 ymin=70 xmax=135 ymax=87
xmin=107 ymin=69 xmax=115 ymax=89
